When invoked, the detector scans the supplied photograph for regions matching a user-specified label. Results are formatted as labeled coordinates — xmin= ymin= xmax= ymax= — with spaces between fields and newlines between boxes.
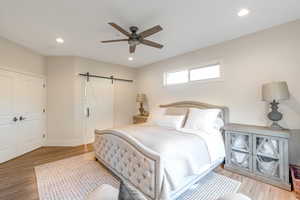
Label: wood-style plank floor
xmin=215 ymin=168 xmax=297 ymax=200
xmin=0 ymin=145 xmax=296 ymax=200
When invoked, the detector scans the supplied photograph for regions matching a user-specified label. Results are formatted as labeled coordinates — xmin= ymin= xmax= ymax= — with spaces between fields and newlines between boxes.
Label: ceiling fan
xmin=102 ymin=23 xmax=163 ymax=54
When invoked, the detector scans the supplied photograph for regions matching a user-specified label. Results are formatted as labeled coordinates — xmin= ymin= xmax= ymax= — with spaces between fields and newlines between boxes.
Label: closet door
xmin=0 ymin=69 xmax=46 ymax=163
xmin=0 ymin=70 xmax=18 ymax=163
xmin=15 ymin=74 xmax=46 ymax=155
xmin=85 ymin=78 xmax=114 ymax=143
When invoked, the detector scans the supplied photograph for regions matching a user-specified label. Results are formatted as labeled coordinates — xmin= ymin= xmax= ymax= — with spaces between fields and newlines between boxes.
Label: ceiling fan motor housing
xmin=128 ymin=38 xmax=140 ymax=46
xmin=129 ymin=26 xmax=141 ymax=46
xmin=130 ymin=26 xmax=138 ymax=33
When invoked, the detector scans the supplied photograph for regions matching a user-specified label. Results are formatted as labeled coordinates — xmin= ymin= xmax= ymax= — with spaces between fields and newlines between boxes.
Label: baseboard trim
xmin=44 ymin=139 xmax=84 ymax=147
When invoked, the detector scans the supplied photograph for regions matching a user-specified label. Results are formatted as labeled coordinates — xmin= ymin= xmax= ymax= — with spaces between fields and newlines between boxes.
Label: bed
xmin=94 ymin=101 xmax=229 ymax=200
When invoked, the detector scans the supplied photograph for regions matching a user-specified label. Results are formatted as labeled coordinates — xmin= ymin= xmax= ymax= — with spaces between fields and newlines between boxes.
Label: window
xmin=164 ymin=63 xmax=222 ymax=86
xmin=164 ymin=70 xmax=188 ymax=85
xmin=190 ymin=64 xmax=220 ymax=81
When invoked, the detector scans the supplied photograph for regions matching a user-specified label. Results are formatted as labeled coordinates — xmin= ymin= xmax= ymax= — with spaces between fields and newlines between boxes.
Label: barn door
xmin=84 ymin=78 xmax=114 ymax=144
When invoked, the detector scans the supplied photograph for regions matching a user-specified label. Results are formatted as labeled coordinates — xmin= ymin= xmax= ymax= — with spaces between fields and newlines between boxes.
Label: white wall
xmin=46 ymin=57 xmax=78 ymax=146
xmin=46 ymin=56 xmax=137 ymax=146
xmin=137 ymin=20 xmax=300 ymax=130
xmin=0 ymin=36 xmax=45 ymax=75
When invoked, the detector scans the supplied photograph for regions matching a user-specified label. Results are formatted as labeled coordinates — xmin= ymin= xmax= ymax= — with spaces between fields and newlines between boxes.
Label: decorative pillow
xmin=118 ymin=180 xmax=147 ymax=200
xmin=152 ymin=114 xmax=185 ymax=129
xmin=184 ymin=108 xmax=221 ymax=132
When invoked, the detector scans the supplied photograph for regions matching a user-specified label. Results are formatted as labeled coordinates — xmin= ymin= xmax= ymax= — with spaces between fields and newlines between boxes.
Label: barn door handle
xmin=12 ymin=117 xmax=18 ymax=122
xmin=19 ymin=116 xmax=26 ymax=121
xmin=86 ymin=108 xmax=90 ymax=118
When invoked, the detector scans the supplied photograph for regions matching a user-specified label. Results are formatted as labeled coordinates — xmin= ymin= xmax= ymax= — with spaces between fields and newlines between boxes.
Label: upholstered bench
xmin=87 ymin=184 xmax=251 ymax=200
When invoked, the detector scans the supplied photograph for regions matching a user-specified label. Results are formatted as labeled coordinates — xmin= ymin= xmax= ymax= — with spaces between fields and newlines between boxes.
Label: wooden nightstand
xmin=133 ymin=115 xmax=148 ymax=124
xmin=224 ymin=123 xmax=291 ymax=190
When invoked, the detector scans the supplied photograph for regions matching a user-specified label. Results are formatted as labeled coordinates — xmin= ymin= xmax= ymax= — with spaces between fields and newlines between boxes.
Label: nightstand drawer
xmin=133 ymin=115 xmax=148 ymax=124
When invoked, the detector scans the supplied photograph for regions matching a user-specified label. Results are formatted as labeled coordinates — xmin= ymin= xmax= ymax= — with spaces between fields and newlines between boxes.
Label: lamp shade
xmin=136 ymin=93 xmax=146 ymax=103
xmin=262 ymin=81 xmax=290 ymax=102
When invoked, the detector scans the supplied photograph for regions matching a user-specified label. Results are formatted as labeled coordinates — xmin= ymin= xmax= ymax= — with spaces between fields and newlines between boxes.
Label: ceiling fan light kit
xmin=102 ymin=23 xmax=163 ymax=54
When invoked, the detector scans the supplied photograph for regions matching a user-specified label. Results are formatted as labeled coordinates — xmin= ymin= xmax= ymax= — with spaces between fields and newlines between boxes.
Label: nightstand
xmin=224 ymin=123 xmax=291 ymax=190
xmin=133 ymin=115 xmax=148 ymax=124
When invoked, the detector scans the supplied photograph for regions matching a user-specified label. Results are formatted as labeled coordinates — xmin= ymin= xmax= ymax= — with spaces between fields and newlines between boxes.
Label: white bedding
xmin=102 ymin=124 xmax=225 ymax=198
xmin=178 ymin=128 xmax=226 ymax=163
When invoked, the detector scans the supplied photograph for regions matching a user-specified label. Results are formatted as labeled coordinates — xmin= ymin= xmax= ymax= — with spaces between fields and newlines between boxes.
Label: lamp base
xmin=270 ymin=122 xmax=284 ymax=130
xmin=267 ymin=100 xmax=285 ymax=130
xmin=139 ymin=107 xmax=145 ymax=116
xmin=139 ymin=102 xmax=146 ymax=116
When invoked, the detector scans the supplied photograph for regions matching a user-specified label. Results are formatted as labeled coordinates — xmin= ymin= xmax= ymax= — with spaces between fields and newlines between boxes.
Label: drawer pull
xmin=19 ymin=116 xmax=26 ymax=121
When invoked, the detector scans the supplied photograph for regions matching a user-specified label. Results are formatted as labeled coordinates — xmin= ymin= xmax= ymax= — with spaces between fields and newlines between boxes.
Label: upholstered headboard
xmin=159 ymin=101 xmax=229 ymax=125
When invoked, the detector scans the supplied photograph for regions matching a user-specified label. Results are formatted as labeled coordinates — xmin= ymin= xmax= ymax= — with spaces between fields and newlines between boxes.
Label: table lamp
xmin=136 ymin=93 xmax=146 ymax=116
xmin=262 ymin=81 xmax=290 ymax=129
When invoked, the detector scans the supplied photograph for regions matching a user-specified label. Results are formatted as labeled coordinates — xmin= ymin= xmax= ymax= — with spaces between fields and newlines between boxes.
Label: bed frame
xmin=94 ymin=101 xmax=229 ymax=200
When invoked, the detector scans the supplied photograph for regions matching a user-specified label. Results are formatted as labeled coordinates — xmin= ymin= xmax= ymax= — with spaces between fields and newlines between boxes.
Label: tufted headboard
xmin=159 ymin=101 xmax=229 ymax=125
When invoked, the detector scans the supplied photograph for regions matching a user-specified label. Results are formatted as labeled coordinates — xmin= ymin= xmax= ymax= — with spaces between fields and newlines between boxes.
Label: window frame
xmin=163 ymin=61 xmax=224 ymax=87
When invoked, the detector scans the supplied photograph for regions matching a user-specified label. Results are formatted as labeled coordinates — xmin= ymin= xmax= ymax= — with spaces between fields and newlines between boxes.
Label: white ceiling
xmin=0 ymin=0 xmax=300 ymax=67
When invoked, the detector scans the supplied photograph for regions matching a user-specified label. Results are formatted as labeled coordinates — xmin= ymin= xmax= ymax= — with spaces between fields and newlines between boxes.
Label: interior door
xmin=84 ymin=78 xmax=114 ymax=143
xmin=0 ymin=69 xmax=46 ymax=163
xmin=15 ymin=74 xmax=46 ymax=155
xmin=0 ymin=70 xmax=18 ymax=163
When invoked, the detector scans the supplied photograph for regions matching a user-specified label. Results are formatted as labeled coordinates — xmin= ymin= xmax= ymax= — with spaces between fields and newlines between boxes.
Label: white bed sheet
xmin=111 ymin=124 xmax=225 ymax=197
xmin=177 ymin=128 xmax=226 ymax=163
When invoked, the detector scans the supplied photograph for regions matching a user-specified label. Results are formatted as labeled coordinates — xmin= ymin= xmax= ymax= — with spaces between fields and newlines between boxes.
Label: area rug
xmin=35 ymin=152 xmax=240 ymax=200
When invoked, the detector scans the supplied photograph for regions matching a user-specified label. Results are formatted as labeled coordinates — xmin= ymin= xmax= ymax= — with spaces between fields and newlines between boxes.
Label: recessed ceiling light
xmin=128 ymin=57 xmax=133 ymax=61
xmin=238 ymin=9 xmax=250 ymax=17
xmin=56 ymin=37 xmax=64 ymax=44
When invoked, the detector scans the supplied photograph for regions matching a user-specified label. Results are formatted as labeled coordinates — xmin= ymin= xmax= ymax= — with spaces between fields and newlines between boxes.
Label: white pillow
xmin=184 ymin=108 xmax=221 ymax=132
xmin=214 ymin=117 xmax=225 ymax=131
xmin=152 ymin=115 xmax=185 ymax=130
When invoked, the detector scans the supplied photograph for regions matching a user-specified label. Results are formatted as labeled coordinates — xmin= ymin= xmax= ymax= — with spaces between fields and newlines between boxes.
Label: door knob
xmin=12 ymin=117 xmax=18 ymax=122
xmin=19 ymin=116 xmax=26 ymax=121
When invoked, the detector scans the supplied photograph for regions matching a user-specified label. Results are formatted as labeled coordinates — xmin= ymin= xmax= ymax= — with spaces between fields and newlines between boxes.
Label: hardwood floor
xmin=215 ymin=167 xmax=297 ymax=200
xmin=0 ymin=145 xmax=93 ymax=200
xmin=0 ymin=145 xmax=296 ymax=200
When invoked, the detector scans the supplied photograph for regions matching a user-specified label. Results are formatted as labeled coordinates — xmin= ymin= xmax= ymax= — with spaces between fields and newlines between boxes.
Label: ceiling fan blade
xmin=108 ymin=23 xmax=131 ymax=37
xmin=129 ymin=45 xmax=136 ymax=54
xmin=141 ymin=39 xmax=163 ymax=49
xmin=139 ymin=25 xmax=163 ymax=38
xmin=101 ymin=39 xmax=128 ymax=43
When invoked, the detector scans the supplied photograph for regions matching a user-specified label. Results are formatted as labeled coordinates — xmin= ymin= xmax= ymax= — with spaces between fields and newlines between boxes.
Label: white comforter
xmin=111 ymin=124 xmax=225 ymax=196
